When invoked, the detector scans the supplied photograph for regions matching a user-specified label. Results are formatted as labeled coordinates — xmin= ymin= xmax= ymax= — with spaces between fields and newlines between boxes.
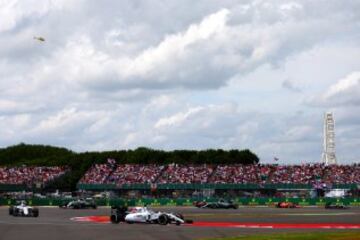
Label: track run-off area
xmin=0 ymin=206 xmax=359 ymax=240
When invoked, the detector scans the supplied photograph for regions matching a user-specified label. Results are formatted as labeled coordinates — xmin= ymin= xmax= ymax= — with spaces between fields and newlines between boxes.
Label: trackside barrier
xmin=76 ymin=183 xmax=358 ymax=190
xmin=1 ymin=183 xmax=358 ymax=192
xmin=0 ymin=197 xmax=359 ymax=206
xmin=0 ymin=184 xmax=27 ymax=191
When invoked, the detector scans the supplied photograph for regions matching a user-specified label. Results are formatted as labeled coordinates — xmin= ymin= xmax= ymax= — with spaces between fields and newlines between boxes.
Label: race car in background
xmin=9 ymin=201 xmax=39 ymax=217
xmin=325 ymin=202 xmax=350 ymax=209
xmin=275 ymin=202 xmax=300 ymax=208
xmin=194 ymin=199 xmax=238 ymax=209
xmin=110 ymin=206 xmax=193 ymax=225
xmin=59 ymin=198 xmax=97 ymax=209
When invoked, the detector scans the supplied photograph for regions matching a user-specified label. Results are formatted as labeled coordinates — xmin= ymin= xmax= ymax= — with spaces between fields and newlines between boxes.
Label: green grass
xmin=203 ymin=232 xmax=360 ymax=240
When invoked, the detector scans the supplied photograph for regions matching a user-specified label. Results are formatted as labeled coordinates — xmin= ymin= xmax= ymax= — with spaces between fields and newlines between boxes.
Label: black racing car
xmin=194 ymin=199 xmax=238 ymax=209
xmin=325 ymin=202 xmax=349 ymax=209
xmin=59 ymin=199 xmax=97 ymax=209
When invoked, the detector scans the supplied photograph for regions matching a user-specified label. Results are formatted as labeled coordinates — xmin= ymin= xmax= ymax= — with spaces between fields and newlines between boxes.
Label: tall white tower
xmin=321 ymin=112 xmax=337 ymax=165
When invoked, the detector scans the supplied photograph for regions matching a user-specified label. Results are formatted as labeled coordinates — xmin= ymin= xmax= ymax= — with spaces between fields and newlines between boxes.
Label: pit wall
xmin=1 ymin=197 xmax=359 ymax=207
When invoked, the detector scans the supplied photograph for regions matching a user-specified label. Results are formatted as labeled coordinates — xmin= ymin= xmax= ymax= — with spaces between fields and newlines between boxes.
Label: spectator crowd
xmin=1 ymin=162 xmax=358 ymax=200
xmin=2 ymin=162 xmax=358 ymax=188
xmin=158 ymin=164 xmax=213 ymax=184
xmin=0 ymin=166 xmax=68 ymax=185
xmin=78 ymin=163 xmax=360 ymax=185
xmin=107 ymin=164 xmax=164 ymax=185
xmin=79 ymin=163 xmax=115 ymax=185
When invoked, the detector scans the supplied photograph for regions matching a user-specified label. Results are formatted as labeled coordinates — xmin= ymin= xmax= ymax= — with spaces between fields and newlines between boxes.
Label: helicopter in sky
xmin=33 ymin=36 xmax=45 ymax=42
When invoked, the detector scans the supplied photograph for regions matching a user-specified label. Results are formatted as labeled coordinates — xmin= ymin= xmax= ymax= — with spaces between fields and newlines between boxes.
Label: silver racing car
xmin=59 ymin=198 xmax=97 ymax=209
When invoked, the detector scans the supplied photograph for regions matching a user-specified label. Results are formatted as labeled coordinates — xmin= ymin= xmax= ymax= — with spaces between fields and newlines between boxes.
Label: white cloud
xmin=0 ymin=99 xmax=44 ymax=114
xmin=27 ymin=9 xmax=232 ymax=91
xmin=155 ymin=107 xmax=204 ymax=129
xmin=126 ymin=9 xmax=229 ymax=77
xmin=282 ymin=125 xmax=316 ymax=142
xmin=0 ymin=0 xmax=79 ymax=32
xmin=20 ymin=2 xmax=360 ymax=93
xmin=311 ymin=72 xmax=360 ymax=106
xmin=324 ymin=72 xmax=360 ymax=100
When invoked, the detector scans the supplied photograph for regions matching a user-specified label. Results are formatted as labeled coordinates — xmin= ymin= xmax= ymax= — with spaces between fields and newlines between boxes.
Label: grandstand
xmin=0 ymin=145 xmax=358 ymax=202
xmin=78 ymin=163 xmax=360 ymax=186
xmin=0 ymin=162 xmax=358 ymax=196
xmin=75 ymin=163 xmax=360 ymax=200
xmin=0 ymin=162 xmax=359 ymax=207
xmin=0 ymin=166 xmax=68 ymax=191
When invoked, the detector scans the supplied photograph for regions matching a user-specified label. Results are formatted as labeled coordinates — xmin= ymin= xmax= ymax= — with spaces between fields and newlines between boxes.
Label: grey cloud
xmin=282 ymin=79 xmax=302 ymax=92
xmin=3 ymin=1 xmax=359 ymax=96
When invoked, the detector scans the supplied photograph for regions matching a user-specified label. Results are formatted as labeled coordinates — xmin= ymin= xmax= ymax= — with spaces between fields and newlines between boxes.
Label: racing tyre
xmin=110 ymin=214 xmax=120 ymax=224
xmin=110 ymin=206 xmax=127 ymax=223
xmin=158 ymin=214 xmax=169 ymax=225
xmin=12 ymin=209 xmax=19 ymax=217
xmin=32 ymin=209 xmax=39 ymax=217
xmin=9 ymin=207 xmax=14 ymax=215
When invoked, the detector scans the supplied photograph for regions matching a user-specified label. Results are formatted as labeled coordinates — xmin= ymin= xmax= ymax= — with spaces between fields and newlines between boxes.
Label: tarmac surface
xmin=0 ymin=206 xmax=359 ymax=240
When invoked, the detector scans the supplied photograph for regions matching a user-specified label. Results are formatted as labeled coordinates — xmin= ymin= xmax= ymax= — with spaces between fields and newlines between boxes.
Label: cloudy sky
xmin=1 ymin=0 xmax=360 ymax=164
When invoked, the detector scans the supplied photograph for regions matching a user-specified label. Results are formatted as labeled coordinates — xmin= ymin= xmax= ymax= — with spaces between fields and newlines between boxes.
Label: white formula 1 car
xmin=110 ymin=206 xmax=192 ymax=225
xmin=9 ymin=201 xmax=39 ymax=217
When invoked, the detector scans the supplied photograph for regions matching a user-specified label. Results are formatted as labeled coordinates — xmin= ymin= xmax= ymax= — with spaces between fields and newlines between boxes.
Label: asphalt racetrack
xmin=0 ymin=206 xmax=359 ymax=240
